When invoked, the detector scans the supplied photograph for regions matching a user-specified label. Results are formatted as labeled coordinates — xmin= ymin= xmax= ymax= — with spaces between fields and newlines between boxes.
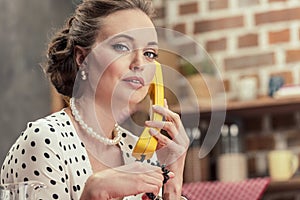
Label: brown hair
xmin=45 ymin=0 xmax=155 ymax=97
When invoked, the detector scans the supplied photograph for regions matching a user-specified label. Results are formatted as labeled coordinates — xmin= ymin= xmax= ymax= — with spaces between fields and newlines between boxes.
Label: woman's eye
xmin=112 ymin=44 xmax=130 ymax=52
xmin=144 ymin=51 xmax=158 ymax=60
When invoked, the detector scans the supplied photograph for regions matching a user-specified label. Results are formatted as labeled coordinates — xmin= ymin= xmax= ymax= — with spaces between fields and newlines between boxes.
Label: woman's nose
xmin=129 ymin=50 xmax=145 ymax=71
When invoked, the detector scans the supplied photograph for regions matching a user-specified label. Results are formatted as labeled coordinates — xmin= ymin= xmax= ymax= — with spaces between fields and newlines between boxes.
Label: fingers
xmin=148 ymin=103 xmax=190 ymax=153
xmin=145 ymin=120 xmax=165 ymax=129
xmin=152 ymin=105 xmax=181 ymax=127
xmin=136 ymin=164 xmax=175 ymax=196
xmin=149 ymin=128 xmax=170 ymax=146
xmin=85 ymin=163 xmax=173 ymax=199
xmin=146 ymin=121 xmax=177 ymax=139
xmin=141 ymin=174 xmax=163 ymax=195
xmin=145 ymin=104 xmax=183 ymax=143
xmin=164 ymin=98 xmax=169 ymax=109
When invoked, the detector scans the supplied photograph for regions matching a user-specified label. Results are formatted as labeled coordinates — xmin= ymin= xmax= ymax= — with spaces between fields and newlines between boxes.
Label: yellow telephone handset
xmin=132 ymin=61 xmax=164 ymax=161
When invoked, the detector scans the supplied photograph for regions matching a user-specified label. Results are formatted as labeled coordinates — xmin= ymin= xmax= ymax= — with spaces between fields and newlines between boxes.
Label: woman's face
xmin=86 ymin=9 xmax=158 ymax=112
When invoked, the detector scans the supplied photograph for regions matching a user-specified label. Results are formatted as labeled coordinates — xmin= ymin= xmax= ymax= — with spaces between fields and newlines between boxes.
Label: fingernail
xmin=168 ymin=171 xmax=175 ymax=179
xmin=152 ymin=105 xmax=160 ymax=110
xmin=164 ymin=98 xmax=168 ymax=107
xmin=149 ymin=128 xmax=158 ymax=136
xmin=142 ymin=194 xmax=148 ymax=200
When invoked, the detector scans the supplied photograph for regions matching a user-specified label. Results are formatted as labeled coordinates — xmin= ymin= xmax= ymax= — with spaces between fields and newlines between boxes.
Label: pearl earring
xmin=81 ymin=70 xmax=87 ymax=80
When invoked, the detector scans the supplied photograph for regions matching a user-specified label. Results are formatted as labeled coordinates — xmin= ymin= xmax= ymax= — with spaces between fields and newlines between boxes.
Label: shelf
xmin=226 ymin=96 xmax=300 ymax=111
xmin=265 ymin=176 xmax=300 ymax=193
xmin=171 ymin=96 xmax=300 ymax=117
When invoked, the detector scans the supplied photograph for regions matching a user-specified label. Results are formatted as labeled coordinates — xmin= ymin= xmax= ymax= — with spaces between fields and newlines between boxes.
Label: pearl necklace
xmin=70 ymin=97 xmax=122 ymax=145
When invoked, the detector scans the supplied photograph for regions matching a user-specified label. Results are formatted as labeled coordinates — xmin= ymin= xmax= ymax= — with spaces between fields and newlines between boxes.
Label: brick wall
xmin=153 ymin=0 xmax=300 ymax=96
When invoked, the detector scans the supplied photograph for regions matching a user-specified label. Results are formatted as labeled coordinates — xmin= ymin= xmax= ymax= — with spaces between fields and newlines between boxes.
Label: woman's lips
xmin=122 ymin=76 xmax=145 ymax=89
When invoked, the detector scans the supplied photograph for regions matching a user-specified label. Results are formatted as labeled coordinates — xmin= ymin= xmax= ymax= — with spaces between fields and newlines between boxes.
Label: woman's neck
xmin=74 ymin=96 xmax=116 ymax=138
xmin=66 ymin=97 xmax=124 ymax=167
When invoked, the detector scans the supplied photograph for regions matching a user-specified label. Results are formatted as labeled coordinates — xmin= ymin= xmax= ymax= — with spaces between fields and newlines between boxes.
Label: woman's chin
xmin=128 ymin=88 xmax=148 ymax=103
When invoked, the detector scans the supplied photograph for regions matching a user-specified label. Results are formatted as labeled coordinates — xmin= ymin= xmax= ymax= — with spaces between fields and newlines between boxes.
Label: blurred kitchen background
xmin=152 ymin=1 xmax=300 ymax=199
xmin=2 ymin=0 xmax=300 ymax=199
xmin=0 ymin=0 xmax=78 ymax=162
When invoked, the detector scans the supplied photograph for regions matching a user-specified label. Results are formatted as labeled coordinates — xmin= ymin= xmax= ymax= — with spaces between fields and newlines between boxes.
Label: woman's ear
xmin=74 ymin=45 xmax=88 ymax=67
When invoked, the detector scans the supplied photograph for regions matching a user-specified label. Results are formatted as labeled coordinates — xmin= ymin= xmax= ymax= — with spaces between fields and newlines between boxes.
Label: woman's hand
xmin=80 ymin=162 xmax=173 ymax=200
xmin=145 ymin=99 xmax=190 ymax=200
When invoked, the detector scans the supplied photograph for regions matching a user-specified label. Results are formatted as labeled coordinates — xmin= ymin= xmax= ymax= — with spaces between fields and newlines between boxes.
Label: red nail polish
xmin=142 ymin=194 xmax=148 ymax=200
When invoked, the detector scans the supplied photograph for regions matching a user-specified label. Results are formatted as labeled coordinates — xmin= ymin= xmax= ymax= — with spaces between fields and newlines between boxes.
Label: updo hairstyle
xmin=45 ymin=0 xmax=155 ymax=98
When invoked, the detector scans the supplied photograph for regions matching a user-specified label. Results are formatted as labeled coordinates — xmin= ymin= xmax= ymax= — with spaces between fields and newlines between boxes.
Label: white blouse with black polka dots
xmin=1 ymin=110 xmax=160 ymax=200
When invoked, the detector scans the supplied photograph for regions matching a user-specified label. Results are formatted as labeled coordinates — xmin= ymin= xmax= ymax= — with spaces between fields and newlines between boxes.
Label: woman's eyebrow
xmin=110 ymin=34 xmax=158 ymax=46
xmin=147 ymin=41 xmax=158 ymax=46
xmin=110 ymin=34 xmax=134 ymax=41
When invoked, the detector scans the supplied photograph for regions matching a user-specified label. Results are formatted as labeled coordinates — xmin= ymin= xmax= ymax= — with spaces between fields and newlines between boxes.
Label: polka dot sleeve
xmin=1 ymin=111 xmax=92 ymax=200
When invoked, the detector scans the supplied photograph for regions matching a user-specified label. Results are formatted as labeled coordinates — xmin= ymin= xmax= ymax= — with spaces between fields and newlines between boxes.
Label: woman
xmin=1 ymin=0 xmax=189 ymax=199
